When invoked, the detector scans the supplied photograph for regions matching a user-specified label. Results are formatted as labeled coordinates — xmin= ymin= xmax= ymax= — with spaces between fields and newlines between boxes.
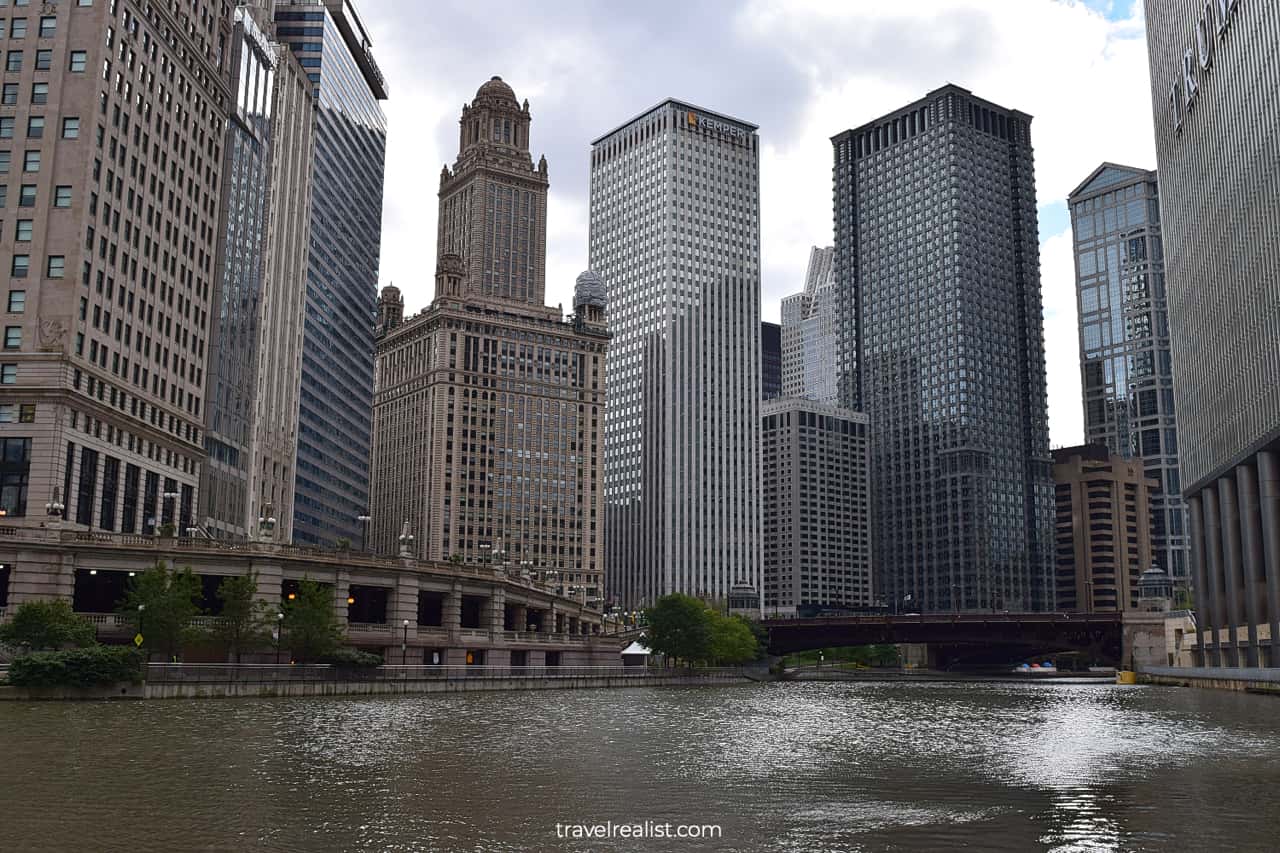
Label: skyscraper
xmin=832 ymin=85 xmax=1054 ymax=613
xmin=761 ymin=322 xmax=781 ymax=401
xmin=781 ymin=246 xmax=838 ymax=404
xmin=201 ymin=7 xmax=315 ymax=542
xmin=1067 ymin=163 xmax=1186 ymax=587
xmin=591 ymin=101 xmax=762 ymax=610
xmin=0 ymin=1 xmax=234 ymax=537
xmin=274 ymin=0 xmax=387 ymax=546
xmin=370 ymin=78 xmax=608 ymax=605
xmin=1145 ymin=0 xmax=1280 ymax=667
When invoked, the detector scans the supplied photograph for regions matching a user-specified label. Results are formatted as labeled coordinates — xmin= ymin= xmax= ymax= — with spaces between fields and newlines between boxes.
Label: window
xmin=22 ymin=150 xmax=38 ymax=172
xmin=18 ymin=403 xmax=33 ymax=422
xmin=0 ymin=405 xmax=16 ymax=423
xmin=7 ymin=291 xmax=24 ymax=312
xmin=53 ymin=185 xmax=71 ymax=207
xmin=10 ymin=19 xmax=25 ymax=38
xmin=1 ymin=84 xmax=16 ymax=106
xmin=4 ymin=51 xmax=20 ymax=72
xmin=69 ymin=50 xmax=87 ymax=72
xmin=45 ymin=255 xmax=64 ymax=278
xmin=38 ymin=16 xmax=54 ymax=38
xmin=0 ymin=151 xmax=8 ymax=173
xmin=0 ymin=364 xmax=16 ymax=384
xmin=30 ymin=82 xmax=47 ymax=105
xmin=3 ymin=325 xmax=21 ymax=348
xmin=18 ymin=184 xmax=34 ymax=206
xmin=14 ymin=220 xmax=29 ymax=241
xmin=26 ymin=116 xmax=43 ymax=138
xmin=34 ymin=48 xmax=50 ymax=70
xmin=61 ymin=117 xmax=79 ymax=139
xmin=0 ymin=117 xmax=12 ymax=139
xmin=0 ymin=436 xmax=31 ymax=518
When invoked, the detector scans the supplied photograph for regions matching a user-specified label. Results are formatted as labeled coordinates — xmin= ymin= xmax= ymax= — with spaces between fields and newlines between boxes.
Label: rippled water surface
xmin=2 ymin=681 xmax=1279 ymax=851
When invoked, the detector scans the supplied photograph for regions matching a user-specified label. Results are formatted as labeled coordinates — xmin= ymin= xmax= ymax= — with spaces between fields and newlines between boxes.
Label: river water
xmin=2 ymin=680 xmax=1278 ymax=851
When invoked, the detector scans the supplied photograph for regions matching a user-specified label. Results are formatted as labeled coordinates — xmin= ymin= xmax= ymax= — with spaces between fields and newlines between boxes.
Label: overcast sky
xmin=362 ymin=0 xmax=1155 ymax=449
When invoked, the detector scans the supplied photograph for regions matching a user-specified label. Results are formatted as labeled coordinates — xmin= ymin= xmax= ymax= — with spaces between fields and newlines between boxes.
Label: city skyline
xmin=364 ymin=0 xmax=1153 ymax=449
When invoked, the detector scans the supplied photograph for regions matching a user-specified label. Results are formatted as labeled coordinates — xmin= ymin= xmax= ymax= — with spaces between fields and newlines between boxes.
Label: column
xmin=332 ymin=570 xmax=351 ymax=630
xmin=513 ymin=603 xmax=527 ymax=633
xmin=1202 ymin=485 xmax=1225 ymax=667
xmin=1235 ymin=463 xmax=1264 ymax=667
xmin=394 ymin=575 xmax=419 ymax=661
xmin=1218 ymin=476 xmax=1244 ymax=667
xmin=489 ymin=586 xmax=505 ymax=636
xmin=1258 ymin=451 xmax=1280 ymax=667
xmin=544 ymin=603 xmax=556 ymax=634
xmin=1188 ymin=495 xmax=1209 ymax=667
xmin=444 ymin=581 xmax=462 ymax=642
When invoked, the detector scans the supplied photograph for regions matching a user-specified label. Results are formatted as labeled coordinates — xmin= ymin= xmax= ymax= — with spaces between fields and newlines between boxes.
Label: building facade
xmin=762 ymin=398 xmax=871 ymax=616
xmin=1068 ymin=163 xmax=1187 ymax=588
xmin=1145 ymin=0 xmax=1280 ymax=666
xmin=590 ymin=101 xmax=762 ymax=610
xmin=761 ymin=321 xmax=780 ymax=400
xmin=780 ymin=245 xmax=838 ymax=404
xmin=832 ymin=85 xmax=1054 ymax=613
xmin=1052 ymin=444 xmax=1156 ymax=613
xmin=274 ymin=0 xmax=387 ymax=547
xmin=0 ymin=1 xmax=234 ymax=538
xmin=200 ymin=6 xmax=314 ymax=543
xmin=370 ymin=78 xmax=608 ymax=606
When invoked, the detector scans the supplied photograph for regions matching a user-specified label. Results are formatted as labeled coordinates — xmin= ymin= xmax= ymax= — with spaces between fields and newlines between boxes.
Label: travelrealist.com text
xmin=555 ymin=821 xmax=723 ymax=841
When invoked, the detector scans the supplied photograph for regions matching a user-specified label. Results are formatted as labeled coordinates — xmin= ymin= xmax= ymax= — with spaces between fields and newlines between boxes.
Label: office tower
xmin=1145 ymin=0 xmax=1280 ymax=667
xmin=201 ymin=7 xmax=315 ymax=542
xmin=761 ymin=322 xmax=781 ymax=400
xmin=1052 ymin=444 xmax=1157 ymax=612
xmin=590 ymin=101 xmax=762 ymax=610
xmin=0 ymin=2 xmax=233 ymax=540
xmin=832 ymin=85 xmax=1054 ymax=613
xmin=780 ymin=246 xmax=838 ymax=404
xmin=762 ymin=398 xmax=872 ymax=616
xmin=370 ymin=78 xmax=608 ymax=605
xmin=1068 ymin=164 xmax=1186 ymax=587
xmin=274 ymin=0 xmax=387 ymax=546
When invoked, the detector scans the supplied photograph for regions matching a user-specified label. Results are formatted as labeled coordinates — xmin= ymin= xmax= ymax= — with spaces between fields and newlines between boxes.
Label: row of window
xmin=3 ymin=47 xmax=88 ymax=71
xmin=0 ymin=15 xmax=58 ymax=39
xmin=8 ymin=253 xmax=65 ymax=277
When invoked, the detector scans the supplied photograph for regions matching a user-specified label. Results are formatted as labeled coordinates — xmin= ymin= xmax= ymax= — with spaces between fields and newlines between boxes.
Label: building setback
xmin=370 ymin=78 xmax=608 ymax=606
xmin=780 ymin=246 xmax=839 ymax=405
xmin=1068 ymin=163 xmax=1186 ymax=588
xmin=200 ymin=6 xmax=314 ymax=543
xmin=1052 ymin=444 xmax=1157 ymax=613
xmin=274 ymin=0 xmax=387 ymax=547
xmin=762 ymin=398 xmax=872 ymax=616
xmin=591 ymin=101 xmax=762 ymax=610
xmin=1145 ymin=0 xmax=1280 ymax=667
xmin=0 ymin=1 xmax=233 ymax=545
xmin=761 ymin=321 xmax=781 ymax=401
xmin=832 ymin=85 xmax=1054 ymax=614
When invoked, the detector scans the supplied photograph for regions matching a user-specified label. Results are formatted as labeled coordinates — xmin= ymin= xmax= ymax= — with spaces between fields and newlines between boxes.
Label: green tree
xmin=120 ymin=561 xmax=203 ymax=661
xmin=0 ymin=600 xmax=96 ymax=651
xmin=644 ymin=594 xmax=713 ymax=666
xmin=708 ymin=613 xmax=759 ymax=665
xmin=211 ymin=572 xmax=271 ymax=663
xmin=282 ymin=578 xmax=343 ymax=663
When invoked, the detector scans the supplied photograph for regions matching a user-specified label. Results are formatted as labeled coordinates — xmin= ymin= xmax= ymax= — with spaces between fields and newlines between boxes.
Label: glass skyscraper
xmin=781 ymin=246 xmax=839 ymax=405
xmin=832 ymin=85 xmax=1054 ymax=613
xmin=761 ymin=322 xmax=781 ymax=401
xmin=590 ymin=101 xmax=762 ymax=610
xmin=274 ymin=0 xmax=387 ymax=546
xmin=1068 ymin=163 xmax=1187 ymax=587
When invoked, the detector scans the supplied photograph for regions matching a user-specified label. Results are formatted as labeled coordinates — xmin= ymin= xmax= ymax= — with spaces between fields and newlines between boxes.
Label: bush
xmin=319 ymin=648 xmax=383 ymax=669
xmin=8 ymin=646 xmax=145 ymax=688
xmin=0 ymin=600 xmax=96 ymax=651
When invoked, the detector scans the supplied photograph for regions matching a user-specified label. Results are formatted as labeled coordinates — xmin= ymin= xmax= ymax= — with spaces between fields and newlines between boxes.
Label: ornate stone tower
xmin=375 ymin=285 xmax=404 ymax=337
xmin=573 ymin=270 xmax=608 ymax=331
xmin=437 ymin=76 xmax=549 ymax=306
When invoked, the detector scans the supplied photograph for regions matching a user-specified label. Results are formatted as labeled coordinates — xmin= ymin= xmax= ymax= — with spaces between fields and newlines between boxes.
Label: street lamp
xmin=402 ymin=619 xmax=409 ymax=665
xmin=137 ymin=604 xmax=146 ymax=661
xmin=275 ymin=612 xmax=285 ymax=665
xmin=45 ymin=487 xmax=65 ymax=518
xmin=357 ymin=514 xmax=371 ymax=553
xmin=258 ymin=502 xmax=277 ymax=542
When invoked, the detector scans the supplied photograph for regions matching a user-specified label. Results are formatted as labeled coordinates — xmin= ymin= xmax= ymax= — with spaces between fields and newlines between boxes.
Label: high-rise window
xmin=0 ymin=437 xmax=31 ymax=517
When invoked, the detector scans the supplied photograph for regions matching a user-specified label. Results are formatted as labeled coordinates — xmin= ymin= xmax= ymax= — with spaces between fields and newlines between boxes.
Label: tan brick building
xmin=370 ymin=77 xmax=608 ymax=607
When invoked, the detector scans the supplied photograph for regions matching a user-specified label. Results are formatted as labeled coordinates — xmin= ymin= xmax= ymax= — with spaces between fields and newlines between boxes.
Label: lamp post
xmin=161 ymin=490 xmax=179 ymax=530
xmin=258 ymin=502 xmax=277 ymax=542
xmin=45 ymin=487 xmax=65 ymax=519
xmin=357 ymin=514 xmax=371 ymax=553
xmin=402 ymin=619 xmax=409 ymax=665
xmin=137 ymin=603 xmax=146 ymax=661
xmin=276 ymin=612 xmax=284 ymax=665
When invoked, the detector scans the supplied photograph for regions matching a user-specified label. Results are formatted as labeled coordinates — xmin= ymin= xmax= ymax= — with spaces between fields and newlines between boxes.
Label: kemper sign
xmin=1168 ymin=0 xmax=1241 ymax=135
xmin=686 ymin=110 xmax=748 ymax=141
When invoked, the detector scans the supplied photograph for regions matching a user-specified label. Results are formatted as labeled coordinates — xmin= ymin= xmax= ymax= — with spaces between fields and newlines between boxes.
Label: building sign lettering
xmin=685 ymin=110 xmax=748 ymax=141
xmin=1169 ymin=0 xmax=1241 ymax=134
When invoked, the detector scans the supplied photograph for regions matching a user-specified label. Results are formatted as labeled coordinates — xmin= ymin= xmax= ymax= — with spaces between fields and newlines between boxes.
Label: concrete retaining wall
xmin=1138 ymin=665 xmax=1280 ymax=693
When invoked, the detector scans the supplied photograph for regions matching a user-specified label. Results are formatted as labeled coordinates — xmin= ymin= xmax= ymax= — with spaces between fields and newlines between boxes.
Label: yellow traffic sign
xmin=133 ymin=633 xmax=144 ymax=647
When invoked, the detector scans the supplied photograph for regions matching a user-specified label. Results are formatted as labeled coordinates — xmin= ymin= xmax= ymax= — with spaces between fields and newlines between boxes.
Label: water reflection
xmin=1 ymin=681 xmax=1278 ymax=851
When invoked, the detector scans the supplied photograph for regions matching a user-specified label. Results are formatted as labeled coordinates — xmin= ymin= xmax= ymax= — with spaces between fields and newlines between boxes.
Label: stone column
xmin=332 ymin=570 xmax=351 ymax=630
xmin=9 ymin=547 xmax=75 ymax=604
xmin=1236 ymin=463 xmax=1265 ymax=667
xmin=489 ymin=586 xmax=505 ymax=637
xmin=513 ymin=603 xmax=527 ymax=633
xmin=1203 ymin=485 xmax=1225 ymax=667
xmin=1258 ymin=451 xmax=1280 ymax=667
xmin=544 ymin=603 xmax=556 ymax=634
xmin=1218 ymin=476 xmax=1244 ymax=667
xmin=444 ymin=581 xmax=462 ymax=643
xmin=1188 ymin=495 xmax=1209 ymax=667
xmin=249 ymin=558 xmax=284 ymax=610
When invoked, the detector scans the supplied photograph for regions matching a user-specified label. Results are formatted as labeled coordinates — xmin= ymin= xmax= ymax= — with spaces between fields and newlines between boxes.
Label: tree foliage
xmin=644 ymin=594 xmax=759 ymax=665
xmin=0 ymin=600 xmax=96 ymax=651
xmin=212 ymin=572 xmax=271 ymax=663
xmin=710 ymin=614 xmax=760 ymax=665
xmin=282 ymin=578 xmax=343 ymax=663
xmin=120 ymin=561 xmax=203 ymax=661
xmin=8 ymin=646 xmax=144 ymax=688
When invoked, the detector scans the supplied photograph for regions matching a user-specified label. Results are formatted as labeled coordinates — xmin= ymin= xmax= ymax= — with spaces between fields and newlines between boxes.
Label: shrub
xmin=0 ymin=600 xmax=96 ymax=651
xmin=319 ymin=648 xmax=383 ymax=669
xmin=8 ymin=646 xmax=145 ymax=688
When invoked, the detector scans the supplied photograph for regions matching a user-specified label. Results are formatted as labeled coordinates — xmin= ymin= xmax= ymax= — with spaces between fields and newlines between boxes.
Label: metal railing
xmin=141 ymin=663 xmax=745 ymax=684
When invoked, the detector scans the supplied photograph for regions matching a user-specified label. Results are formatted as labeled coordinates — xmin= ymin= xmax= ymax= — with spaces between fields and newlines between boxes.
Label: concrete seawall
xmin=0 ymin=673 xmax=749 ymax=701
xmin=1138 ymin=665 xmax=1280 ymax=694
